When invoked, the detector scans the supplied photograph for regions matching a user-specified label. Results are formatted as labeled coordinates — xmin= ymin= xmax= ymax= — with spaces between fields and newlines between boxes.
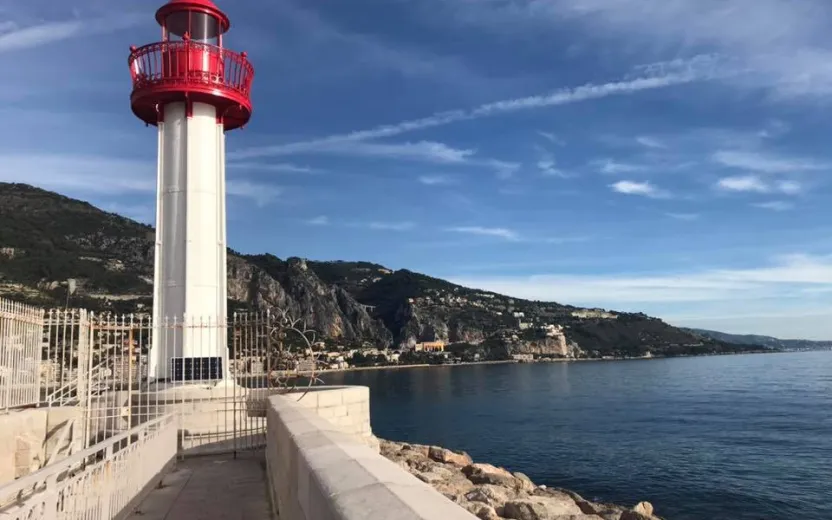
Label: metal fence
xmin=0 ymin=299 xmax=43 ymax=411
xmin=38 ymin=304 xmax=319 ymax=454
xmin=0 ymin=294 xmax=321 ymax=456
xmin=0 ymin=414 xmax=177 ymax=520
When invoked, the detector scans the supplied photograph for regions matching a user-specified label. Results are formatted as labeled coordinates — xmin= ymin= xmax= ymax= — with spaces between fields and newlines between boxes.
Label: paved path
xmin=128 ymin=452 xmax=274 ymax=520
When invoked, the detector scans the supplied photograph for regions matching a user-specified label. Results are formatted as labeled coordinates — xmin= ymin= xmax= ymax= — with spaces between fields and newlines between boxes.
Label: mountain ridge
xmin=0 ymin=183 xmax=767 ymax=359
xmin=683 ymin=328 xmax=831 ymax=350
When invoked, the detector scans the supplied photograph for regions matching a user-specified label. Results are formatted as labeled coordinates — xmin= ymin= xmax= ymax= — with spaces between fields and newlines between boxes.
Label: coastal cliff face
xmin=0 ymin=183 xmax=760 ymax=358
xmin=380 ymin=439 xmax=662 ymax=520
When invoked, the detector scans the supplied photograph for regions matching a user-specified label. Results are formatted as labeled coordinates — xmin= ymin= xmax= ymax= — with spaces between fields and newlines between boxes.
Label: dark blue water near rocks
xmin=325 ymin=352 xmax=832 ymax=520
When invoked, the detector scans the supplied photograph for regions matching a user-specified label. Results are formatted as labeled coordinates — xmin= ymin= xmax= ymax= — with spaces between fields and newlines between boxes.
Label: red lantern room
xmin=128 ymin=0 xmax=254 ymax=131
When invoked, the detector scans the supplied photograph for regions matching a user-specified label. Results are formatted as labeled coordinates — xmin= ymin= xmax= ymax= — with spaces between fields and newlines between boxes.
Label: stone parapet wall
xmin=282 ymin=386 xmax=379 ymax=451
xmin=265 ymin=386 xmax=478 ymax=520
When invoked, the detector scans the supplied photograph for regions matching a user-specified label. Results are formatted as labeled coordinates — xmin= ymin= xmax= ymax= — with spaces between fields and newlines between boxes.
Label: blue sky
xmin=1 ymin=0 xmax=832 ymax=339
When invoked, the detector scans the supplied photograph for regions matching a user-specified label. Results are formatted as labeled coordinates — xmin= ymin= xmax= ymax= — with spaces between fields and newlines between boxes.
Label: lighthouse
xmin=128 ymin=0 xmax=254 ymax=382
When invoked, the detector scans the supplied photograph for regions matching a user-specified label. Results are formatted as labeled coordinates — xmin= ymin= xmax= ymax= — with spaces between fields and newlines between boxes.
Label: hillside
xmin=684 ymin=328 xmax=831 ymax=351
xmin=0 ymin=183 xmax=765 ymax=358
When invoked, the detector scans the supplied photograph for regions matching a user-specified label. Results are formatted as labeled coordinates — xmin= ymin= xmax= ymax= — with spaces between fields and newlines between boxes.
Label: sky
xmin=1 ymin=0 xmax=831 ymax=340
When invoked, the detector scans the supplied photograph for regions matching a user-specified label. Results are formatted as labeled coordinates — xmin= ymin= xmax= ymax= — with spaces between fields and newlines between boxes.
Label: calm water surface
xmin=326 ymin=352 xmax=832 ymax=520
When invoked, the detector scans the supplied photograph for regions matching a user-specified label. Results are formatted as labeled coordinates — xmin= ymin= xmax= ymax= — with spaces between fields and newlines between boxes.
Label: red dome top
xmin=155 ymin=0 xmax=230 ymax=35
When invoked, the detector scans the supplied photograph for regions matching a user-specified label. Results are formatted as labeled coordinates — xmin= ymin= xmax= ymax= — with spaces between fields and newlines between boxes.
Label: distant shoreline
xmin=306 ymin=349 xmax=778 ymax=376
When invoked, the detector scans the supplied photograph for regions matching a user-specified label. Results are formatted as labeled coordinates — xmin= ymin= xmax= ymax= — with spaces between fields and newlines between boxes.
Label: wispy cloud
xmin=449 ymin=254 xmax=832 ymax=305
xmin=366 ymin=221 xmax=416 ymax=231
xmin=0 ymin=15 xmax=143 ymax=53
xmin=225 ymin=181 xmax=283 ymax=207
xmin=0 ymin=153 xmax=281 ymax=205
xmin=231 ymin=58 xmax=715 ymax=159
xmin=418 ymin=175 xmax=456 ymax=186
xmin=537 ymin=153 xmax=569 ymax=178
xmin=716 ymin=175 xmax=802 ymax=194
xmin=753 ymin=201 xmax=794 ymax=212
xmin=232 ymin=140 xmax=475 ymax=164
xmin=712 ymin=150 xmax=828 ymax=173
xmin=596 ymin=159 xmax=644 ymax=175
xmin=716 ymin=175 xmax=769 ymax=193
xmin=667 ymin=213 xmax=699 ymax=221
xmin=610 ymin=180 xmax=667 ymax=198
xmin=443 ymin=0 xmax=832 ymax=98
xmin=538 ymin=131 xmax=566 ymax=146
xmin=227 ymin=162 xmax=318 ymax=174
xmin=636 ymin=136 xmax=666 ymax=149
xmin=446 ymin=226 xmax=520 ymax=241
xmin=305 ymin=215 xmax=330 ymax=226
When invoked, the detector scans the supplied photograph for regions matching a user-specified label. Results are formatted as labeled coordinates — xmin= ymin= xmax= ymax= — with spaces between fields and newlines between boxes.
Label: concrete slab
xmin=127 ymin=452 xmax=275 ymax=520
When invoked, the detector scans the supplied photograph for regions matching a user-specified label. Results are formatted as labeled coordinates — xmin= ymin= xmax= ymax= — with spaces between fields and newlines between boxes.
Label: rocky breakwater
xmin=380 ymin=439 xmax=662 ymax=520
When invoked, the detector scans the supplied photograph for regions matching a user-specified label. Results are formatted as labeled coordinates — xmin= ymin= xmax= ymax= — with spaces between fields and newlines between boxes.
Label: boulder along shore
xmin=380 ymin=439 xmax=663 ymax=520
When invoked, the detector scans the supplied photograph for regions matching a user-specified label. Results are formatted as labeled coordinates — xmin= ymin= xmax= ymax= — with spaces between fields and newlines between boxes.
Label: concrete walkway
xmin=128 ymin=452 xmax=275 ymax=520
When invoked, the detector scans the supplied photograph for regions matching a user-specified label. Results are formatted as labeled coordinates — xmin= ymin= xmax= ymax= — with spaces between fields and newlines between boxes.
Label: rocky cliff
xmin=0 ymin=183 xmax=761 ymax=358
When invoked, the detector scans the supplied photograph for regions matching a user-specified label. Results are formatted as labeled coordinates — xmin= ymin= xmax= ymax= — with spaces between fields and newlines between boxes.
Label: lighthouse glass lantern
xmin=127 ymin=0 xmax=254 ymax=383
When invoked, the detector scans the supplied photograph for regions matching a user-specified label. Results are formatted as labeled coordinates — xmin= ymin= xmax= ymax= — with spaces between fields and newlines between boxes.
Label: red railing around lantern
xmin=128 ymin=40 xmax=254 ymax=129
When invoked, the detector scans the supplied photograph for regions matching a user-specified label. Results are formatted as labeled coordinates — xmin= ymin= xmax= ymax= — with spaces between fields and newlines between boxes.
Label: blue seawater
xmin=325 ymin=351 xmax=832 ymax=520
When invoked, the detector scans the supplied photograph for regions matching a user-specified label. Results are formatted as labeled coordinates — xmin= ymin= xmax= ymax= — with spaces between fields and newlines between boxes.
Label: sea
xmin=324 ymin=351 xmax=832 ymax=520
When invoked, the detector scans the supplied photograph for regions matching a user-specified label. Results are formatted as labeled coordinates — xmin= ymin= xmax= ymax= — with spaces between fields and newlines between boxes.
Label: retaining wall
xmin=266 ymin=385 xmax=477 ymax=520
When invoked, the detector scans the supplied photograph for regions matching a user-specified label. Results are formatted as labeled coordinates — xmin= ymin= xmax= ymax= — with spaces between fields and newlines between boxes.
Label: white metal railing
xmin=0 ymin=294 xmax=321 ymax=456
xmin=0 ymin=299 xmax=43 ymax=411
xmin=0 ymin=414 xmax=177 ymax=520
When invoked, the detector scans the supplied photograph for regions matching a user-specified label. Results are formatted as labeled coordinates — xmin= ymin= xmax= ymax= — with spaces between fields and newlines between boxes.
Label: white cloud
xmin=715 ymin=175 xmax=803 ymax=194
xmin=444 ymin=0 xmax=832 ymax=98
xmin=636 ymin=136 xmax=665 ymax=149
xmin=610 ymin=180 xmax=666 ymax=198
xmin=449 ymin=253 xmax=832 ymax=305
xmin=0 ymin=14 xmax=143 ymax=53
xmin=667 ymin=213 xmax=699 ymax=221
xmin=233 ymin=140 xmax=475 ymax=165
xmin=230 ymin=58 xmax=713 ymax=159
xmin=594 ymin=159 xmax=647 ymax=175
xmin=225 ymin=181 xmax=283 ymax=207
xmin=753 ymin=201 xmax=794 ymax=212
xmin=227 ymin=162 xmax=318 ymax=174
xmin=538 ymin=131 xmax=565 ymax=146
xmin=0 ymin=153 xmax=281 ymax=205
xmin=712 ymin=150 xmax=828 ymax=173
xmin=716 ymin=175 xmax=769 ymax=193
xmin=367 ymin=221 xmax=416 ymax=231
xmin=305 ymin=215 xmax=330 ymax=226
xmin=537 ymin=154 xmax=569 ymax=178
xmin=776 ymin=180 xmax=802 ymax=195
xmin=446 ymin=226 xmax=520 ymax=241
xmin=0 ymin=154 xmax=155 ymax=195
xmin=418 ymin=175 xmax=455 ymax=185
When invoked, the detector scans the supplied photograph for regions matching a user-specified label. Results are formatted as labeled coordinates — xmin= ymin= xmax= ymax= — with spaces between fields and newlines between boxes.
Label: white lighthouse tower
xmin=128 ymin=0 xmax=254 ymax=382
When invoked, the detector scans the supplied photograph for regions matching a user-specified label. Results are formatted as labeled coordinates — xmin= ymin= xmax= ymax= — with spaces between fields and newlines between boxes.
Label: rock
xmin=463 ymin=463 xmax=519 ymax=487
xmin=473 ymin=504 xmax=501 ymax=520
xmin=535 ymin=494 xmax=585 ymax=517
xmin=416 ymin=465 xmax=457 ymax=484
xmin=549 ymin=516 xmax=605 ymax=520
xmin=632 ymin=502 xmax=654 ymax=517
xmin=465 ymin=484 xmax=516 ymax=507
xmin=379 ymin=439 xmax=404 ymax=457
xmin=402 ymin=443 xmax=430 ymax=458
xmin=429 ymin=446 xmax=474 ymax=467
xmin=503 ymin=500 xmax=551 ymax=520
xmin=377 ymin=439 xmax=657 ymax=520
xmin=619 ymin=512 xmax=652 ymax=520
xmin=513 ymin=472 xmax=537 ymax=493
